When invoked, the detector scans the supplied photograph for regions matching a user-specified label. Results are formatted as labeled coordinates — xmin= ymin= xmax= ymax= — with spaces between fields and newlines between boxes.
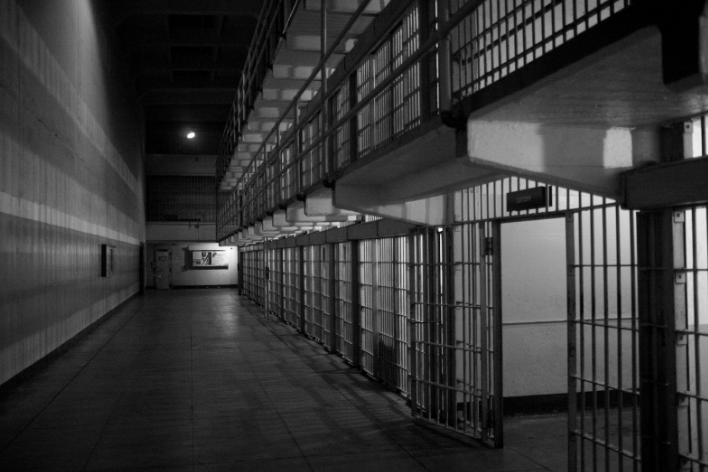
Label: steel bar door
xmin=410 ymin=222 xmax=500 ymax=446
xmin=567 ymin=205 xmax=641 ymax=471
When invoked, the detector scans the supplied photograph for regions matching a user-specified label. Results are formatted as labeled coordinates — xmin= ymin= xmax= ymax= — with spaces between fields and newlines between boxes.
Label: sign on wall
xmin=506 ymin=186 xmax=552 ymax=212
xmin=191 ymin=250 xmax=228 ymax=269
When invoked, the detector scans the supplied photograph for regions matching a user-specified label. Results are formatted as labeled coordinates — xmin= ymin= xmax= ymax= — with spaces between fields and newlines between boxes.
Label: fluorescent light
xmin=186 ymin=131 xmax=196 ymax=139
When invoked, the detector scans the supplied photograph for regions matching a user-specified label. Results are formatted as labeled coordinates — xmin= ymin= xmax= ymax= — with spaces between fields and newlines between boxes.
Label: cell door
xmin=567 ymin=207 xmax=641 ymax=472
xmin=409 ymin=222 xmax=501 ymax=446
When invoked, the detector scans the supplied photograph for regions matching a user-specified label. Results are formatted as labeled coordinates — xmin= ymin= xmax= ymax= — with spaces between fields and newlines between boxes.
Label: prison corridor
xmin=0 ymin=290 xmax=566 ymax=471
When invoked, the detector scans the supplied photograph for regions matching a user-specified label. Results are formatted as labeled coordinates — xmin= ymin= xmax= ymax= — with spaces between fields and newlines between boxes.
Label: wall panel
xmin=0 ymin=0 xmax=144 ymax=385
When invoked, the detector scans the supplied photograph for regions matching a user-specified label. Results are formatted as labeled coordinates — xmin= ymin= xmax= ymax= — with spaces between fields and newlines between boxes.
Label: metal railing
xmin=215 ymin=0 xmax=299 ymax=184
xmin=217 ymin=0 xmax=635 ymax=241
xmin=449 ymin=0 xmax=631 ymax=100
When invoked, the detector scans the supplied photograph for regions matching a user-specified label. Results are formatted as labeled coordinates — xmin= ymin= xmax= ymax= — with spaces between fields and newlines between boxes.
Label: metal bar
xmin=492 ymin=219 xmax=503 ymax=446
xmin=615 ymin=203 xmax=625 ymax=470
xmin=602 ymin=203 xmax=610 ymax=472
xmin=445 ymin=225 xmax=457 ymax=428
xmin=630 ymin=207 xmax=639 ymax=472
xmin=479 ymin=221 xmax=489 ymax=443
xmin=425 ymin=228 xmax=436 ymax=421
xmin=590 ymin=200 xmax=598 ymax=471
xmin=409 ymin=231 xmax=419 ymax=416
xmin=696 ymin=207 xmax=706 ymax=466
xmin=567 ymin=211 xmax=578 ymax=472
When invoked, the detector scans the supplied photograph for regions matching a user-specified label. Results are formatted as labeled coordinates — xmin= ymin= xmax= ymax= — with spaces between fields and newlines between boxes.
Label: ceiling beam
xmin=132 ymin=56 xmax=245 ymax=74
xmin=122 ymin=33 xmax=253 ymax=49
xmin=112 ymin=0 xmax=263 ymax=27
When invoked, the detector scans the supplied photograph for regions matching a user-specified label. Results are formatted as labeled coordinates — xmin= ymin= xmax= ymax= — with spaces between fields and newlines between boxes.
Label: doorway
xmin=153 ymin=247 xmax=171 ymax=290
xmin=500 ymin=216 xmax=568 ymax=471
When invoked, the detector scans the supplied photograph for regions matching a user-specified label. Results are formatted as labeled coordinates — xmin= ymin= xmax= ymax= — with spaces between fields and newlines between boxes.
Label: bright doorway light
xmin=186 ymin=131 xmax=196 ymax=139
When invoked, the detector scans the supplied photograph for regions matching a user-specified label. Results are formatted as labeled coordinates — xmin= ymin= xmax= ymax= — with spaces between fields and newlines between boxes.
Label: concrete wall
xmin=0 ymin=1 xmax=145 ymax=384
xmin=146 ymin=243 xmax=238 ymax=288
xmin=502 ymin=218 xmax=567 ymax=397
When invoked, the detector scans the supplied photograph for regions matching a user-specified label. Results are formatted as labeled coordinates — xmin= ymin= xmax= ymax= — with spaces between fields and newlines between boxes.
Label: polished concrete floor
xmin=0 ymin=289 xmax=565 ymax=471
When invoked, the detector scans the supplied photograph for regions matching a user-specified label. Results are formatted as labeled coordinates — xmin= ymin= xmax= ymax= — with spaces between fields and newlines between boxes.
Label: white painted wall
xmin=502 ymin=218 xmax=568 ymax=397
xmin=502 ymin=212 xmax=636 ymax=398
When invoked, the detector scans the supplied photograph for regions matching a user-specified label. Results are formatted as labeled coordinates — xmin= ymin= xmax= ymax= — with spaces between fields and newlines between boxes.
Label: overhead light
xmin=186 ymin=131 xmax=196 ymax=139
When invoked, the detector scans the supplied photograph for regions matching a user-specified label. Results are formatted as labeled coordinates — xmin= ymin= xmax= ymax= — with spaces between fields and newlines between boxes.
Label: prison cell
xmin=242 ymin=247 xmax=253 ymax=301
xmin=375 ymin=237 xmax=410 ymax=393
xmin=268 ymin=247 xmax=284 ymax=320
xmin=676 ymin=205 xmax=708 ymax=471
xmin=303 ymin=246 xmax=326 ymax=342
xmin=318 ymin=245 xmax=333 ymax=348
xmin=356 ymin=57 xmax=374 ymax=158
xmin=303 ymin=246 xmax=314 ymax=336
xmin=407 ymin=178 xmax=643 ymax=467
xmin=282 ymin=247 xmax=301 ymax=327
xmin=216 ymin=0 xmax=638 ymax=241
xmin=569 ymin=202 xmax=640 ymax=471
xmin=410 ymin=221 xmax=499 ymax=445
xmin=206 ymin=1 xmax=697 ymax=470
xmin=239 ymin=244 xmax=265 ymax=306
xmin=332 ymin=81 xmax=351 ymax=170
xmin=447 ymin=0 xmax=632 ymax=102
xmin=300 ymin=114 xmax=323 ymax=191
xmin=335 ymin=242 xmax=356 ymax=364
xmin=359 ymin=240 xmax=376 ymax=376
xmin=235 ymin=177 xmax=643 ymax=471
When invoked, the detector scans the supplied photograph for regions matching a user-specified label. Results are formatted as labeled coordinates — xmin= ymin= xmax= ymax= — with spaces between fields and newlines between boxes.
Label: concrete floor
xmin=0 ymin=289 xmax=565 ymax=471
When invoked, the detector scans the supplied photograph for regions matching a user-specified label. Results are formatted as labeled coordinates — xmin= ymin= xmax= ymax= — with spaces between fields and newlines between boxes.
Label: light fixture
xmin=186 ymin=131 xmax=196 ymax=139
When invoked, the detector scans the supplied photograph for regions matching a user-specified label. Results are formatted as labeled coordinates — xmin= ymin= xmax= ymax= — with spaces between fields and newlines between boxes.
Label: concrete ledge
xmin=621 ymin=157 xmax=708 ymax=209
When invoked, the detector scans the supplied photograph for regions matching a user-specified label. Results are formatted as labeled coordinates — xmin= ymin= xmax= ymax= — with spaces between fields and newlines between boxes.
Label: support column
xmin=409 ymin=231 xmax=419 ymax=417
xmin=444 ymin=193 xmax=457 ymax=426
xmin=637 ymin=209 xmax=681 ymax=471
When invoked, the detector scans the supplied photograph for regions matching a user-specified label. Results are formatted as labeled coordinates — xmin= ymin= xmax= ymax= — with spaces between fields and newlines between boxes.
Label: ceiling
xmin=109 ymin=0 xmax=263 ymax=172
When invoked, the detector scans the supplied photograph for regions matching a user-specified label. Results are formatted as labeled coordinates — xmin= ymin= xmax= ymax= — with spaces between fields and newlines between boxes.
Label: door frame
xmin=491 ymin=211 xmax=574 ymax=451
